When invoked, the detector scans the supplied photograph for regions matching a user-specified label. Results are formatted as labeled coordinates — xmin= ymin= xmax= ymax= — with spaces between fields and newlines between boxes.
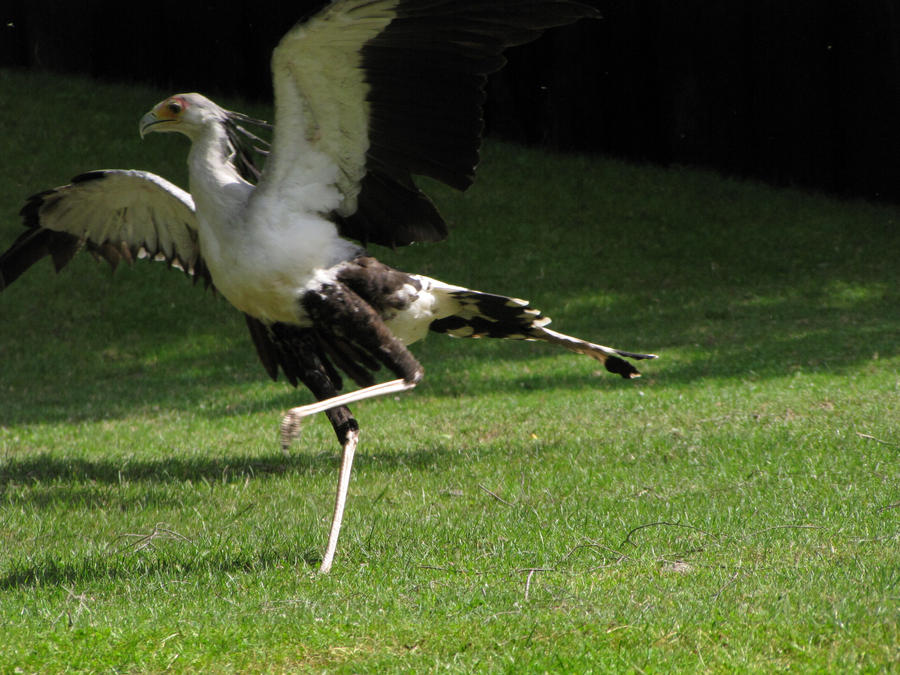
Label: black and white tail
xmin=428 ymin=288 xmax=657 ymax=378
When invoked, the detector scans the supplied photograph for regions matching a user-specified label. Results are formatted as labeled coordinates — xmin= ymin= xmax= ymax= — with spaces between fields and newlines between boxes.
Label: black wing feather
xmin=339 ymin=0 xmax=599 ymax=246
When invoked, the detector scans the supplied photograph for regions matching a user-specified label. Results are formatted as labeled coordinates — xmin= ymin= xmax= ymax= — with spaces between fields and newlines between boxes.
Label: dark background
xmin=2 ymin=0 xmax=899 ymax=203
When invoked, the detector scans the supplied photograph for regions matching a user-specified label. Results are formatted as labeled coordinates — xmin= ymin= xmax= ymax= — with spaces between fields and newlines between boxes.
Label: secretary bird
xmin=0 ymin=0 xmax=656 ymax=573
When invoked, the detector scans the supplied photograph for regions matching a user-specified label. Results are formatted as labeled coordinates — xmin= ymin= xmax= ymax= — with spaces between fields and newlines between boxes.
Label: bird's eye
xmin=167 ymin=101 xmax=182 ymax=115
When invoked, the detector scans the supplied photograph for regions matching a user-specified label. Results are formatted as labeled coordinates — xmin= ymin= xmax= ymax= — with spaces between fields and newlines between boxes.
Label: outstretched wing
xmin=0 ymin=170 xmax=209 ymax=290
xmin=257 ymin=0 xmax=599 ymax=247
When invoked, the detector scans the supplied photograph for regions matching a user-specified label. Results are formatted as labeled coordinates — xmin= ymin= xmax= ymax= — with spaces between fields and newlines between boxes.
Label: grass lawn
xmin=0 ymin=69 xmax=898 ymax=673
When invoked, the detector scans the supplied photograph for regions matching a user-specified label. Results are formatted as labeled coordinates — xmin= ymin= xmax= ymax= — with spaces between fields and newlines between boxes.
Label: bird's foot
xmin=280 ymin=378 xmax=417 ymax=456
xmin=280 ymin=411 xmax=306 ymax=457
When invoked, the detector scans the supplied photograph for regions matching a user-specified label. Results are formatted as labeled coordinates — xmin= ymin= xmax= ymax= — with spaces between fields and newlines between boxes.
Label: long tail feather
xmin=528 ymin=326 xmax=658 ymax=379
xmin=427 ymin=287 xmax=657 ymax=378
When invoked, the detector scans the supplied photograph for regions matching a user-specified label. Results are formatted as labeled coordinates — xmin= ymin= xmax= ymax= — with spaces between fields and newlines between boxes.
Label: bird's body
xmin=172 ymin=94 xmax=357 ymax=326
xmin=170 ymin=93 xmax=451 ymax=342
xmin=1 ymin=0 xmax=658 ymax=573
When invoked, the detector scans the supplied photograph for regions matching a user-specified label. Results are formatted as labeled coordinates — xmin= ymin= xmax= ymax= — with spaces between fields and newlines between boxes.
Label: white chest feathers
xmin=198 ymin=206 xmax=360 ymax=325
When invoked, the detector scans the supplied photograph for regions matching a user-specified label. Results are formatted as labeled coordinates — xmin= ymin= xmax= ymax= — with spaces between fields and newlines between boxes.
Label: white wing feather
xmin=36 ymin=171 xmax=197 ymax=261
xmin=254 ymin=0 xmax=400 ymax=218
xmin=2 ymin=170 xmax=204 ymax=285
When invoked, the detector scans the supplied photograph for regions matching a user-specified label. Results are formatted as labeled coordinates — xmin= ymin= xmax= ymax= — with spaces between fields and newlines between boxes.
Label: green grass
xmin=1 ymin=69 xmax=898 ymax=673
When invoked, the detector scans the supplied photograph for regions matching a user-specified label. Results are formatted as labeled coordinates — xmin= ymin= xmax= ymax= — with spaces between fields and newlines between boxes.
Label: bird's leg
xmin=318 ymin=425 xmax=359 ymax=574
xmin=280 ymin=400 xmax=360 ymax=574
xmin=279 ymin=378 xmax=418 ymax=574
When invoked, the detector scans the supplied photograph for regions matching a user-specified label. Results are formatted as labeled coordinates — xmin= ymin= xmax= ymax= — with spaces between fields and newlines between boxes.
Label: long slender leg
xmin=318 ymin=426 xmax=359 ymax=574
xmin=286 ymin=401 xmax=359 ymax=574
xmin=275 ymin=332 xmax=365 ymax=573
xmin=280 ymin=378 xmax=419 ymax=574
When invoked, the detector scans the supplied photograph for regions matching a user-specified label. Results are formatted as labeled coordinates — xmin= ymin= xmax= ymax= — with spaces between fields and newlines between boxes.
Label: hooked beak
xmin=138 ymin=111 xmax=158 ymax=139
xmin=139 ymin=110 xmax=169 ymax=139
xmin=139 ymin=102 xmax=180 ymax=138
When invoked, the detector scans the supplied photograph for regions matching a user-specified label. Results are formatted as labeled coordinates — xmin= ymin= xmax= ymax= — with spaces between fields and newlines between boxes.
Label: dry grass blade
xmin=112 ymin=524 xmax=193 ymax=553
xmin=478 ymin=484 xmax=516 ymax=506
xmin=855 ymin=431 xmax=897 ymax=446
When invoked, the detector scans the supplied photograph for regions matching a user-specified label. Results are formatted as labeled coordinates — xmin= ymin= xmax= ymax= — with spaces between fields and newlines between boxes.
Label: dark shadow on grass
xmin=0 ymin=445 xmax=454 ymax=496
xmin=0 ymin=546 xmax=323 ymax=590
xmin=0 ymin=446 xmax=452 ymax=587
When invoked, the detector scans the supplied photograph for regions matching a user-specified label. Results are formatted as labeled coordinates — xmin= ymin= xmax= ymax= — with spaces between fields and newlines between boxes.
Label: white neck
xmin=187 ymin=122 xmax=253 ymax=229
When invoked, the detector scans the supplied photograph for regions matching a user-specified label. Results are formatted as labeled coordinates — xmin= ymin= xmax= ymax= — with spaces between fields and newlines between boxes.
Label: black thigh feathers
xmin=244 ymin=317 xmax=358 ymax=443
xmin=302 ymin=281 xmax=424 ymax=387
xmin=244 ymin=257 xmax=424 ymax=405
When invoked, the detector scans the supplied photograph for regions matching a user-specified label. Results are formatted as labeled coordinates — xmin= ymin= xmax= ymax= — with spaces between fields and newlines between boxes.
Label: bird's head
xmin=139 ymin=93 xmax=228 ymax=140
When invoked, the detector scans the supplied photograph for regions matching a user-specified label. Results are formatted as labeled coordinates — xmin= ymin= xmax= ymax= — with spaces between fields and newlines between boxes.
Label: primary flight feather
xmin=0 ymin=0 xmax=656 ymax=573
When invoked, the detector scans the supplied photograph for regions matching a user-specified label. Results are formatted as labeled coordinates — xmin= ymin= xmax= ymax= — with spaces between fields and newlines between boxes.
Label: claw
xmin=280 ymin=411 xmax=305 ymax=457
